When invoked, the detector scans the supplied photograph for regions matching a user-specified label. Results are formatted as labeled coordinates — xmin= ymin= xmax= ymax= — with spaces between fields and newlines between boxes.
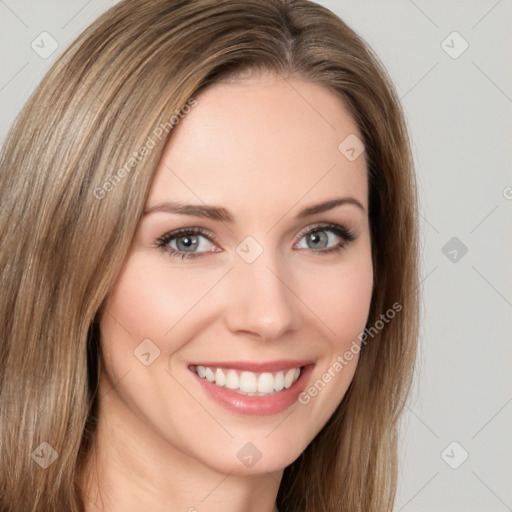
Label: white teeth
xmin=225 ymin=369 xmax=238 ymax=390
xmin=239 ymin=371 xmax=257 ymax=393
xmin=205 ymin=367 xmax=215 ymax=382
xmin=284 ymin=369 xmax=296 ymax=389
xmin=193 ymin=365 xmax=302 ymax=395
xmin=274 ymin=371 xmax=284 ymax=391
xmin=274 ymin=370 xmax=284 ymax=391
xmin=257 ymin=372 xmax=274 ymax=393
xmin=215 ymin=368 xmax=226 ymax=387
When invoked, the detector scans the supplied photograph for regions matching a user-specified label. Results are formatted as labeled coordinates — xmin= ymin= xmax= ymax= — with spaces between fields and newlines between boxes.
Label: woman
xmin=0 ymin=0 xmax=419 ymax=510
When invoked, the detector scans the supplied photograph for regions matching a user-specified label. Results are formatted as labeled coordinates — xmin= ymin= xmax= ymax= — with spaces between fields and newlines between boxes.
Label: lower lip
xmin=190 ymin=364 xmax=315 ymax=416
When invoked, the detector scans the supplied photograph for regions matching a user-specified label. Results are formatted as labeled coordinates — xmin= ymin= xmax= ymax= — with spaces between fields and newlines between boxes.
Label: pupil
xmin=308 ymin=231 xmax=327 ymax=249
xmin=177 ymin=235 xmax=198 ymax=252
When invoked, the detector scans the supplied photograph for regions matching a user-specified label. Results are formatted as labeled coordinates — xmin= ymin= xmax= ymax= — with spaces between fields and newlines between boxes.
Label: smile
xmin=191 ymin=365 xmax=301 ymax=395
xmin=188 ymin=361 xmax=314 ymax=416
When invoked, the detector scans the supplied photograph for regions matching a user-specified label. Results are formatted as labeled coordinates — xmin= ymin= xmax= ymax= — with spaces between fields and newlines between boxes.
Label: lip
xmin=189 ymin=361 xmax=315 ymax=416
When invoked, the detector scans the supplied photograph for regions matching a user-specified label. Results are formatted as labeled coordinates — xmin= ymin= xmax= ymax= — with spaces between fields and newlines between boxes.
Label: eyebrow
xmin=143 ymin=197 xmax=365 ymax=222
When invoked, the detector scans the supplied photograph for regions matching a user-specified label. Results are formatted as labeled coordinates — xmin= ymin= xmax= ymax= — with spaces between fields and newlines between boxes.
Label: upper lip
xmin=189 ymin=360 xmax=314 ymax=373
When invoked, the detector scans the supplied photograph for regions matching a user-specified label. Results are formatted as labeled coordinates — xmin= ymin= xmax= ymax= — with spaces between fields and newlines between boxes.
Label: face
xmin=97 ymin=71 xmax=373 ymax=476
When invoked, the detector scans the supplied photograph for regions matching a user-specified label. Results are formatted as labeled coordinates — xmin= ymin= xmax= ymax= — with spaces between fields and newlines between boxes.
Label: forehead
xmin=146 ymin=74 xmax=368 ymax=221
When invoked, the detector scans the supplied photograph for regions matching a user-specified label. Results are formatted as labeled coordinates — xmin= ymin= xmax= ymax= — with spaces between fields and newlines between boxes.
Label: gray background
xmin=1 ymin=1 xmax=511 ymax=511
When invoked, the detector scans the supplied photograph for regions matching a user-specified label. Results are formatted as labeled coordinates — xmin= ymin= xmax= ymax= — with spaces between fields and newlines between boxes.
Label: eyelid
xmin=155 ymin=226 xmax=219 ymax=253
xmin=157 ymin=226 xmax=219 ymax=244
xmin=294 ymin=222 xmax=356 ymax=244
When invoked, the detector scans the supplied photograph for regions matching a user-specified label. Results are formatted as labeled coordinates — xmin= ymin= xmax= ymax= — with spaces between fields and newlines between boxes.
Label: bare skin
xmin=79 ymin=70 xmax=373 ymax=512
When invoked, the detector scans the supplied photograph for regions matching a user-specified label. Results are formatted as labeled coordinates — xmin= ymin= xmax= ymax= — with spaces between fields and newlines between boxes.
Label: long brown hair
xmin=0 ymin=1 xmax=419 ymax=510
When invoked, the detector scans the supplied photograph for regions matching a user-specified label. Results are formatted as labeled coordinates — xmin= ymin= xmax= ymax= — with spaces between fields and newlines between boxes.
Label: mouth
xmin=188 ymin=360 xmax=314 ymax=416
xmin=190 ymin=364 xmax=302 ymax=396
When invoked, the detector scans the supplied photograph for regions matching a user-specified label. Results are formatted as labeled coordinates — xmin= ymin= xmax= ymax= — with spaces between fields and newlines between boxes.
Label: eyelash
xmin=155 ymin=223 xmax=356 ymax=261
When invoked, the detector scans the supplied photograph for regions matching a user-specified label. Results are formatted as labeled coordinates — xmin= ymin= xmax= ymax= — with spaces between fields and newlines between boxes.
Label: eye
xmin=294 ymin=223 xmax=356 ymax=255
xmin=156 ymin=227 xmax=219 ymax=260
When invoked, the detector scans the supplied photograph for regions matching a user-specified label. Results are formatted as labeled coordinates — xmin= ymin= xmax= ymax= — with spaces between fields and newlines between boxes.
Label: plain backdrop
xmin=1 ymin=1 xmax=511 ymax=511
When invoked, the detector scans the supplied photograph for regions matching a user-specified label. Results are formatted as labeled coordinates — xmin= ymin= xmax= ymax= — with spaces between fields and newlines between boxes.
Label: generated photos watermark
xmin=93 ymin=97 xmax=198 ymax=200
xmin=298 ymin=301 xmax=402 ymax=404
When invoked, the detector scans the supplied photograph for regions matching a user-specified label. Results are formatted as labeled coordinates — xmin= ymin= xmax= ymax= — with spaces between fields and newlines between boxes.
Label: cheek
xmin=299 ymin=243 xmax=374 ymax=349
xmin=321 ymin=268 xmax=373 ymax=334
xmin=294 ymin=242 xmax=373 ymax=416
xmin=99 ymin=252 xmax=222 ymax=356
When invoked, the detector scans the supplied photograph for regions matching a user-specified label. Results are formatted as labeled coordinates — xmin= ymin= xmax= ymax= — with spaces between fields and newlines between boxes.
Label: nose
xmin=223 ymin=251 xmax=302 ymax=341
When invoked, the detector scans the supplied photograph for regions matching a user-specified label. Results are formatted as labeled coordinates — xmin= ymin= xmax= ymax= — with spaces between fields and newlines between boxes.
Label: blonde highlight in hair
xmin=0 ymin=1 xmax=419 ymax=510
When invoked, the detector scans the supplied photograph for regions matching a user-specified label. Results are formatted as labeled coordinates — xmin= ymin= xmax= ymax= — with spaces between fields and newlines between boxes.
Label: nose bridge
xmin=224 ymin=243 xmax=301 ymax=339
